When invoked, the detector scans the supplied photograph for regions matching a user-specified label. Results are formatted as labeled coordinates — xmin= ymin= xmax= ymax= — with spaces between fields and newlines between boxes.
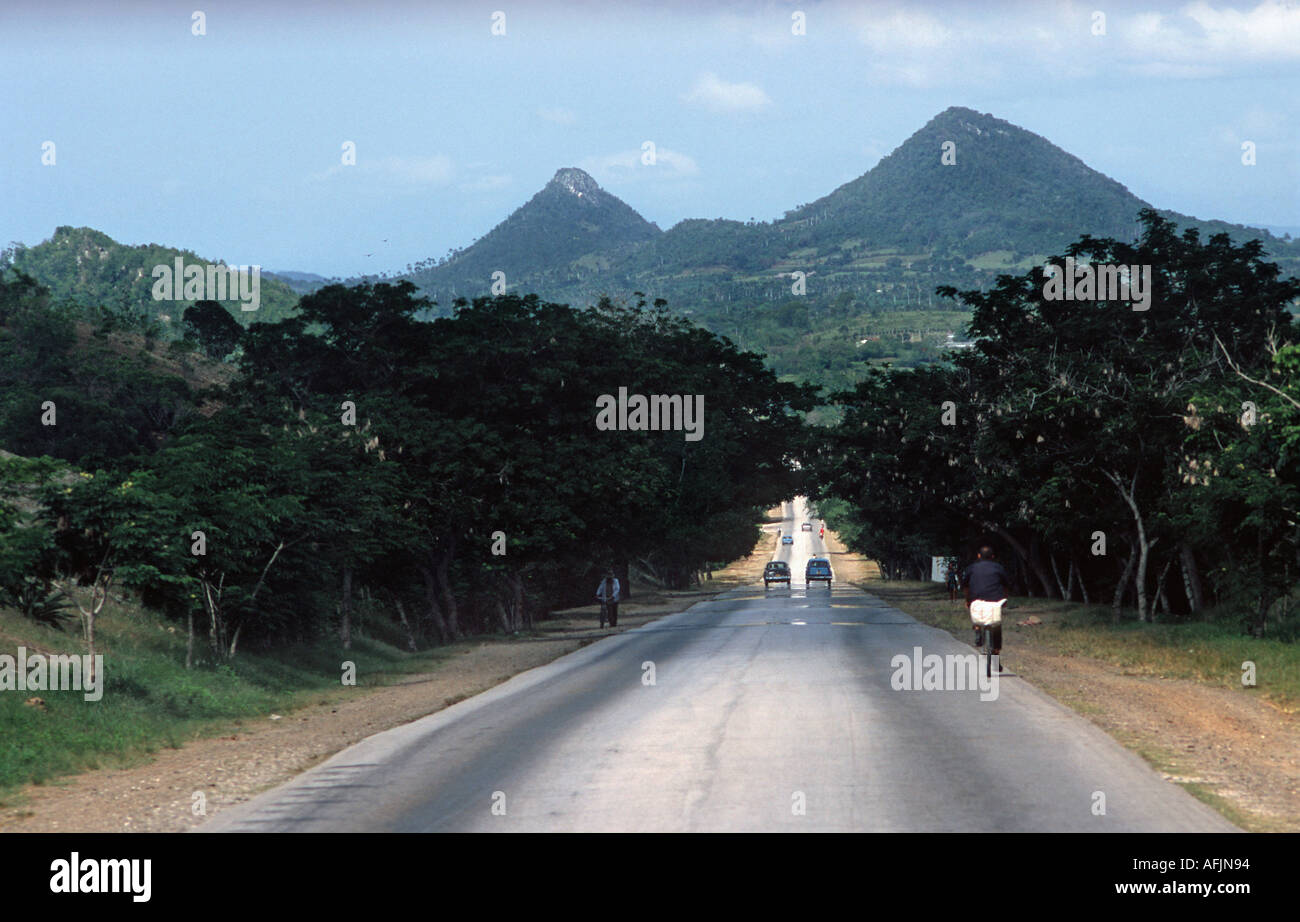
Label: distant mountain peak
xmin=404 ymin=166 xmax=659 ymax=297
xmin=925 ymin=106 xmax=1014 ymax=138
xmin=406 ymin=108 xmax=1297 ymax=309
xmin=548 ymin=167 xmax=602 ymax=199
xmin=11 ymin=226 xmax=301 ymax=326
xmin=935 ymin=105 xmax=989 ymax=120
xmin=773 ymin=105 xmax=1148 ymax=252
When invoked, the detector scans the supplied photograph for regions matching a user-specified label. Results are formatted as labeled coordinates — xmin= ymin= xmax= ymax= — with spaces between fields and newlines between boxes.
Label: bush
xmin=2 ymin=578 xmax=74 ymax=630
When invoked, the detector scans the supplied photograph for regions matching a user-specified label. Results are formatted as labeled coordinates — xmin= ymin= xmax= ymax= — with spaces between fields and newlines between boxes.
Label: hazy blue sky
xmin=3 ymin=0 xmax=1297 ymax=277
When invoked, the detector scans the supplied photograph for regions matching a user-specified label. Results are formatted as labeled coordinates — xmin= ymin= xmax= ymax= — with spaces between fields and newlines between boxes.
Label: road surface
xmin=202 ymin=499 xmax=1236 ymax=832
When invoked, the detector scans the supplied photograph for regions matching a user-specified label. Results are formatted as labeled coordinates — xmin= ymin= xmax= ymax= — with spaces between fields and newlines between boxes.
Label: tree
xmin=1181 ymin=339 xmax=1300 ymax=635
xmin=182 ymin=300 xmax=243 ymax=359
xmin=43 ymin=471 xmax=160 ymax=677
xmin=812 ymin=209 xmax=1300 ymax=623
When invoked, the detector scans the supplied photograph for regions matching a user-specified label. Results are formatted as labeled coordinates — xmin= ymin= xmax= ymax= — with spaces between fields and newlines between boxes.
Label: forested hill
xmin=785 ymin=104 xmax=1298 ymax=262
xmin=405 ymin=108 xmax=1300 ymax=312
xmin=405 ymin=167 xmax=662 ymax=303
xmin=4 ymin=226 xmax=301 ymax=332
xmin=9 ymin=110 xmax=1297 ymax=391
xmin=775 ymin=105 xmax=1155 ymax=257
xmin=392 ymin=107 xmax=1298 ymax=388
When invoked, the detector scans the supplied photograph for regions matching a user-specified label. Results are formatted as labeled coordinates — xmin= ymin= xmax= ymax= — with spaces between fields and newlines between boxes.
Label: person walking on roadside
xmin=945 ymin=557 xmax=961 ymax=601
xmin=596 ymin=569 xmax=621 ymax=627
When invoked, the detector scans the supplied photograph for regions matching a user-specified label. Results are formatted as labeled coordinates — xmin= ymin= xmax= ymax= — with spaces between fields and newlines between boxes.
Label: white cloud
xmin=682 ymin=72 xmax=772 ymax=112
xmin=538 ymin=106 xmax=577 ymax=125
xmin=706 ymin=0 xmax=1300 ymax=89
xmin=866 ymin=61 xmax=940 ymax=89
xmin=374 ymin=155 xmax=455 ymax=185
xmin=857 ymin=9 xmax=954 ymax=52
xmin=712 ymin=9 xmax=804 ymax=51
xmin=826 ymin=0 xmax=1300 ymax=85
xmin=1214 ymin=107 xmax=1292 ymax=154
xmin=1111 ymin=1 xmax=1300 ymax=71
xmin=839 ymin=3 xmax=1029 ymax=86
xmin=464 ymin=173 xmax=512 ymax=191
xmin=1183 ymin=0 xmax=1300 ymax=58
xmin=310 ymin=154 xmax=454 ymax=186
xmin=578 ymin=147 xmax=700 ymax=182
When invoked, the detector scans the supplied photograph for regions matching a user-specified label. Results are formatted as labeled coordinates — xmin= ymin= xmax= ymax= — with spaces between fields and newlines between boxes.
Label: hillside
xmin=777 ymin=106 xmax=1148 ymax=256
xmin=409 ymin=167 xmax=661 ymax=304
xmin=613 ymin=108 xmax=1300 ymax=302
xmin=264 ymin=269 xmax=332 ymax=296
xmin=391 ymin=107 xmax=1300 ymax=387
xmin=11 ymin=109 xmax=1298 ymax=393
xmin=5 ymin=227 xmax=301 ymax=333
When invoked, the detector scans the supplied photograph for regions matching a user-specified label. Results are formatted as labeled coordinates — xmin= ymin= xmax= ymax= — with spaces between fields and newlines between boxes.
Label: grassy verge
xmin=0 ymin=591 xmax=492 ymax=796
xmin=1 ymin=555 xmax=754 ymax=801
xmin=858 ymin=580 xmax=1300 ymax=711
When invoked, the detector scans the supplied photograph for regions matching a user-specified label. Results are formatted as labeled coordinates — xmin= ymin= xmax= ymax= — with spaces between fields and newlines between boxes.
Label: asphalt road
xmin=202 ymin=499 xmax=1237 ymax=832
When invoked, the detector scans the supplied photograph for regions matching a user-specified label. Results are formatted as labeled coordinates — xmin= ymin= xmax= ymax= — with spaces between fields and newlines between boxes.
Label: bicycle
xmin=598 ymin=598 xmax=618 ymax=628
xmin=970 ymin=599 xmax=1005 ymax=678
xmin=946 ymin=569 xmax=961 ymax=602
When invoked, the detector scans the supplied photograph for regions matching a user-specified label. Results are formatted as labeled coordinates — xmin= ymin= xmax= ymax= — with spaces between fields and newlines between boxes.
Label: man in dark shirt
xmin=963 ymin=546 xmax=1011 ymax=655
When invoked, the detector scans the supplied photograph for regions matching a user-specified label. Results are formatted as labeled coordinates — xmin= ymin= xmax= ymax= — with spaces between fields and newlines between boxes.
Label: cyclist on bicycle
xmin=595 ymin=569 xmax=621 ymax=627
xmin=963 ymin=546 xmax=1010 ymax=658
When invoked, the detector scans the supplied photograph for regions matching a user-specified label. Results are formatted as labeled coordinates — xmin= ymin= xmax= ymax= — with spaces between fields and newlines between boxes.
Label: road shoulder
xmin=0 ymin=579 xmax=750 ymax=833
xmin=860 ymin=579 xmax=1300 ymax=832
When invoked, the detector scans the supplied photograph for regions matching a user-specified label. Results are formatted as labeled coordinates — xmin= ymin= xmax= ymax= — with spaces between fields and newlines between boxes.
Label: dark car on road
xmin=801 ymin=522 xmax=812 ymax=531
xmin=781 ymin=535 xmax=794 ymax=545
xmin=805 ymin=557 xmax=832 ymax=587
xmin=764 ymin=561 xmax=791 ymax=587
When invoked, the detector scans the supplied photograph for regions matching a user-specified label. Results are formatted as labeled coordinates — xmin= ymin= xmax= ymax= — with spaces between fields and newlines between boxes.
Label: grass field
xmin=0 ymin=544 xmax=766 ymax=800
xmin=0 ymin=589 xmax=455 ymax=795
xmin=862 ymin=580 xmax=1300 ymax=711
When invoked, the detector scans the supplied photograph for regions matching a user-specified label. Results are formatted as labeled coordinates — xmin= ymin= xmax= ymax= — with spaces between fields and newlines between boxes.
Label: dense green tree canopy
xmin=811 ymin=210 xmax=1300 ymax=634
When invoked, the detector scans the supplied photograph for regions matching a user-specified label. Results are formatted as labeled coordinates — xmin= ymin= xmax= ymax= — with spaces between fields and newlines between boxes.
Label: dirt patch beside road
xmin=1010 ymin=643 xmax=1300 ymax=831
xmin=823 ymin=528 xmax=880 ymax=583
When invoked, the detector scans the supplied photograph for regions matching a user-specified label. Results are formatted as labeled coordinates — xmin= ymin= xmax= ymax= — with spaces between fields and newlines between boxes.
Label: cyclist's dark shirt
xmin=964 ymin=559 xmax=1010 ymax=601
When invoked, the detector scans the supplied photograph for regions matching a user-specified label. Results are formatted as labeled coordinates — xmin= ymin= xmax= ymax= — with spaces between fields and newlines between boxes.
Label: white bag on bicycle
xmin=970 ymin=599 xmax=1006 ymax=626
